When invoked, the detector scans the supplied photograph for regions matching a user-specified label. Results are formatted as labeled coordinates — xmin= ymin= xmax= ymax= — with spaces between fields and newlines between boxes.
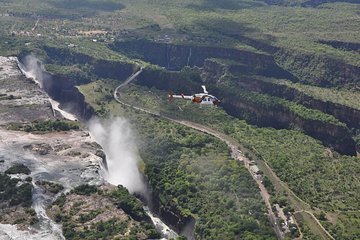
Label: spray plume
xmin=18 ymin=54 xmax=47 ymax=88
xmin=89 ymin=117 xmax=146 ymax=195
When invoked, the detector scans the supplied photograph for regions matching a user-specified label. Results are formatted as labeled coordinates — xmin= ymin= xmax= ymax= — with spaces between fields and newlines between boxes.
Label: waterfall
xmin=31 ymin=182 xmax=65 ymax=240
xmin=166 ymin=44 xmax=170 ymax=69
xmin=17 ymin=57 xmax=77 ymax=121
xmin=187 ymin=47 xmax=192 ymax=66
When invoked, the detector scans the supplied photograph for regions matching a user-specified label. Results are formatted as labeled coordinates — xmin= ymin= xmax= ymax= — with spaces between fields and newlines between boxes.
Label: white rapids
xmin=30 ymin=182 xmax=65 ymax=240
xmin=143 ymin=206 xmax=178 ymax=240
xmin=48 ymin=98 xmax=77 ymax=121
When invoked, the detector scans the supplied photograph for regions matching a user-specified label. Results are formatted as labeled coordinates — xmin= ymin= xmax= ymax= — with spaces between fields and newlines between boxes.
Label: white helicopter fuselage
xmin=193 ymin=93 xmax=217 ymax=105
xmin=169 ymin=85 xmax=220 ymax=106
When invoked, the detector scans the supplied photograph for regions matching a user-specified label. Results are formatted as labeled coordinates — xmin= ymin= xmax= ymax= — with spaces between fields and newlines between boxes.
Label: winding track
xmin=113 ymin=69 xmax=332 ymax=240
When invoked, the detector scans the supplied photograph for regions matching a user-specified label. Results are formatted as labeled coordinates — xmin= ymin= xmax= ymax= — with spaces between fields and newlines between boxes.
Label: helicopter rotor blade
xmin=201 ymin=85 xmax=208 ymax=94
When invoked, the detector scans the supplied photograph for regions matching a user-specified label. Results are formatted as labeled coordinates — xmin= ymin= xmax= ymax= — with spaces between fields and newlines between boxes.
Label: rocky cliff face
xmin=43 ymin=46 xmax=136 ymax=81
xmin=136 ymin=67 xmax=201 ymax=94
xmin=205 ymin=28 xmax=360 ymax=88
xmin=231 ymin=75 xmax=360 ymax=130
xmin=135 ymin=63 xmax=358 ymax=155
xmin=38 ymin=44 xmax=358 ymax=155
xmin=111 ymin=39 xmax=294 ymax=79
xmin=301 ymin=0 xmax=359 ymax=7
xmin=200 ymin=59 xmax=358 ymax=155
xmin=41 ymin=73 xmax=95 ymax=120
xmin=220 ymin=95 xmax=357 ymax=156
xmin=150 ymin=194 xmax=194 ymax=233
xmin=92 ymin=59 xmax=136 ymax=80
xmin=274 ymin=48 xmax=360 ymax=88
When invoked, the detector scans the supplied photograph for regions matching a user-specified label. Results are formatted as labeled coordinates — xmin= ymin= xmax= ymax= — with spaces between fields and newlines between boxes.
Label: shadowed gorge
xmin=47 ymin=0 xmax=125 ymax=11
xmin=110 ymin=39 xmax=294 ymax=80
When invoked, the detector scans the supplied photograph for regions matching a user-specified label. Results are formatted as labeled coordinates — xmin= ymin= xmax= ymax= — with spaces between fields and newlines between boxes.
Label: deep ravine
xmin=17 ymin=56 xmax=178 ymax=240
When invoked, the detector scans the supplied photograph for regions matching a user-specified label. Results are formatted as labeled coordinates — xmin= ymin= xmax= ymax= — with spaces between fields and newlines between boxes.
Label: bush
xmin=36 ymin=181 xmax=64 ymax=194
xmin=5 ymin=164 xmax=31 ymax=175
xmin=72 ymin=184 xmax=98 ymax=196
xmin=8 ymin=120 xmax=80 ymax=132
xmin=108 ymin=185 xmax=147 ymax=222
xmin=53 ymin=194 xmax=66 ymax=208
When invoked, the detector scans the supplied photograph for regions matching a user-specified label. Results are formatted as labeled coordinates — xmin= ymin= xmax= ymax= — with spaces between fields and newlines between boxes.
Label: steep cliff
xmin=43 ymin=73 xmax=95 ymax=120
xmin=110 ymin=39 xmax=293 ymax=79
xmin=43 ymin=46 xmax=136 ymax=80
xmin=135 ymin=65 xmax=357 ymax=155
xmin=274 ymin=48 xmax=360 ymax=88
xmin=150 ymin=194 xmax=195 ymax=233
xmin=219 ymin=90 xmax=357 ymax=156
xmin=228 ymin=75 xmax=360 ymax=130
xmin=34 ymin=46 xmax=358 ymax=155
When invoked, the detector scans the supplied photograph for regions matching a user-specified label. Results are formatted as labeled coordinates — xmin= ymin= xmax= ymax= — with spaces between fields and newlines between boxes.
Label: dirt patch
xmin=23 ymin=143 xmax=53 ymax=155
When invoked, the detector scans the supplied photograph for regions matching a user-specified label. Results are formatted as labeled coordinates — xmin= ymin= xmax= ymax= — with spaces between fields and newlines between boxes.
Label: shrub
xmin=5 ymin=164 xmax=31 ymax=175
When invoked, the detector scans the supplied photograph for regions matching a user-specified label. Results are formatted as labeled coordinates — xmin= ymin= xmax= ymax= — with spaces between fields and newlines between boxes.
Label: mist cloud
xmin=88 ymin=117 xmax=146 ymax=194
xmin=18 ymin=54 xmax=46 ymax=88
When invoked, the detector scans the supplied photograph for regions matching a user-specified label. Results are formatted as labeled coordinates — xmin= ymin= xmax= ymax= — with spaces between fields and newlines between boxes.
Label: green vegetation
xmin=0 ymin=172 xmax=32 ymax=207
xmin=106 ymin=185 xmax=148 ymax=222
xmin=142 ymin=84 xmax=358 ymax=208
xmin=72 ymin=184 xmax=98 ymax=196
xmin=5 ymin=163 xmax=31 ymax=175
xmin=80 ymin=84 xmax=276 ymax=239
xmin=53 ymin=193 xmax=66 ymax=208
xmin=270 ymin=78 xmax=360 ymax=111
xmin=63 ymin=218 xmax=129 ymax=240
xmin=1 ymin=0 xmax=359 ymax=238
xmin=163 ymin=99 xmax=359 ymax=211
xmin=262 ymin=176 xmax=275 ymax=195
xmin=7 ymin=120 xmax=80 ymax=132
xmin=78 ymin=210 xmax=101 ymax=223
xmin=321 ymin=212 xmax=360 ymax=240
xmin=224 ymin=85 xmax=347 ymax=127
xmin=36 ymin=180 xmax=64 ymax=194
xmin=142 ymin=128 xmax=275 ymax=239
xmin=50 ymin=184 xmax=159 ymax=240
xmin=87 ymin=82 xmax=359 ymax=239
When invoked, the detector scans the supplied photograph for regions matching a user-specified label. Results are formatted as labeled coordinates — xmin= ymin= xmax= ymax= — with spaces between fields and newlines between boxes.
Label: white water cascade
xmin=143 ymin=206 xmax=178 ymax=239
xmin=16 ymin=56 xmax=77 ymax=121
xmin=89 ymin=117 xmax=179 ymax=239
xmin=30 ymin=182 xmax=65 ymax=240
xmin=187 ymin=47 xmax=192 ymax=66
xmin=17 ymin=55 xmax=179 ymax=239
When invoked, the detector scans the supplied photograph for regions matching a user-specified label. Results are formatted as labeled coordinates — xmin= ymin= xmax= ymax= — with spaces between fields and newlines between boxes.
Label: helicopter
xmin=168 ymin=85 xmax=220 ymax=106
